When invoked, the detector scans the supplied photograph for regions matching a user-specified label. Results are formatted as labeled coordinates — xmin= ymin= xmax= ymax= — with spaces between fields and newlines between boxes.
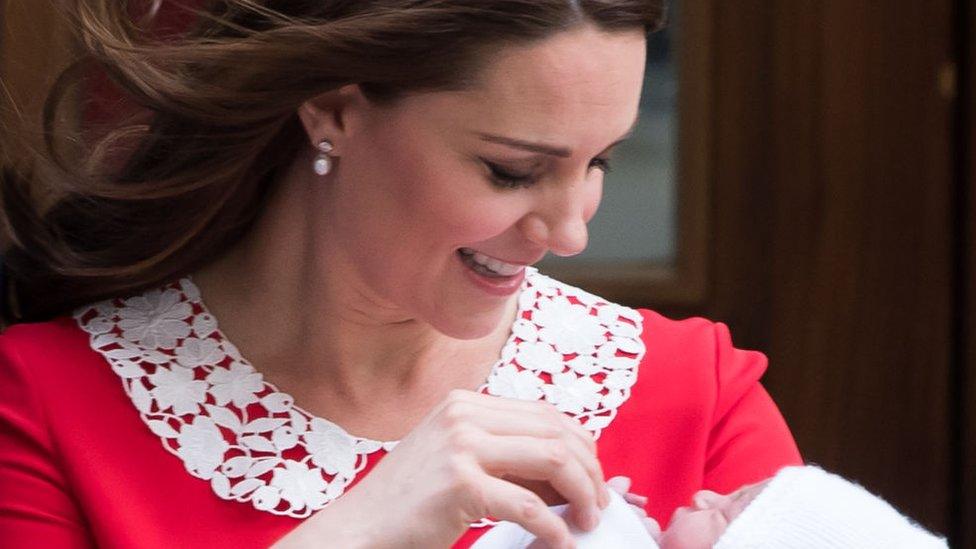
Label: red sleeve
xmin=702 ymin=321 xmax=802 ymax=493
xmin=0 ymin=330 xmax=95 ymax=548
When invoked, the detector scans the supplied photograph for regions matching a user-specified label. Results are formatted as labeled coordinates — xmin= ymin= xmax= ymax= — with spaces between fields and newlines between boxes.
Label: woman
xmin=0 ymin=1 xmax=801 ymax=548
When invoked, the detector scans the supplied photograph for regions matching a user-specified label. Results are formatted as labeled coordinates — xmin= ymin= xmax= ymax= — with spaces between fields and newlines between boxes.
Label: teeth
xmin=459 ymin=248 xmax=525 ymax=277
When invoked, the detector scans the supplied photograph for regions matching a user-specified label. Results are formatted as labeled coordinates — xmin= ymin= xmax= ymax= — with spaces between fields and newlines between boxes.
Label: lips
xmin=457 ymin=247 xmax=527 ymax=277
xmin=458 ymin=247 xmax=546 ymax=269
xmin=456 ymin=248 xmax=528 ymax=297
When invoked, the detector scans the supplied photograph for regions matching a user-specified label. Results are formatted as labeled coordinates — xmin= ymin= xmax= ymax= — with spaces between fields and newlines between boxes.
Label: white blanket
xmin=471 ymin=490 xmax=658 ymax=549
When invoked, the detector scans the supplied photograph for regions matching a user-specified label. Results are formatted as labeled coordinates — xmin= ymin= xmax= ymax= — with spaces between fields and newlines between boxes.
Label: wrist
xmin=269 ymin=498 xmax=383 ymax=549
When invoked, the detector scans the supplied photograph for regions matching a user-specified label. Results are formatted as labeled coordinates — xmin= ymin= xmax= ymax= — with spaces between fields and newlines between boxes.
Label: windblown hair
xmin=0 ymin=0 xmax=666 ymax=324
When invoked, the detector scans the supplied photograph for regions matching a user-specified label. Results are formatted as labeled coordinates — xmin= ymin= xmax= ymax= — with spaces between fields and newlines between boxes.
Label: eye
xmin=484 ymin=161 xmax=537 ymax=189
xmin=590 ymin=157 xmax=613 ymax=174
xmin=484 ymin=157 xmax=613 ymax=190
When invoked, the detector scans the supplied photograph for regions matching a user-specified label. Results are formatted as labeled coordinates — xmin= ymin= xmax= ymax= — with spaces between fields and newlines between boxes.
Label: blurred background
xmin=2 ymin=0 xmax=974 ymax=546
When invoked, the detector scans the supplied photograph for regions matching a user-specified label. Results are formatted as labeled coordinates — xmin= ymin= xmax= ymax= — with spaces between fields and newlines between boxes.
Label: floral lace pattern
xmin=75 ymin=268 xmax=645 ymax=520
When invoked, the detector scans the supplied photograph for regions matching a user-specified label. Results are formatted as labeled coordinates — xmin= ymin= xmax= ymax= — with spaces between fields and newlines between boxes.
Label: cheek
xmin=377 ymin=144 xmax=525 ymax=241
xmin=405 ymin=180 xmax=529 ymax=252
xmin=339 ymin=126 xmax=527 ymax=253
xmin=435 ymin=198 xmax=526 ymax=244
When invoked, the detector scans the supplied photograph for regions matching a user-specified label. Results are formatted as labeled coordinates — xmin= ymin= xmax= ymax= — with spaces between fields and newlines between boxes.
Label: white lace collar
xmin=75 ymin=268 xmax=645 ymax=520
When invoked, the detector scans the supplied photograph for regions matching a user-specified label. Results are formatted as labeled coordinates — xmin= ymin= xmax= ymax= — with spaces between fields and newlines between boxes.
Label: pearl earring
xmin=313 ymin=139 xmax=334 ymax=176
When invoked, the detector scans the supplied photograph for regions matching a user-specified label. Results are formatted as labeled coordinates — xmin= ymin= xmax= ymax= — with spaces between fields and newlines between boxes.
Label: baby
xmin=656 ymin=466 xmax=947 ymax=548
xmin=473 ymin=466 xmax=948 ymax=548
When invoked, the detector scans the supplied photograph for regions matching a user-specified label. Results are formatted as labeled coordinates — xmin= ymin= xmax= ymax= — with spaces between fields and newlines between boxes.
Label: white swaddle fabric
xmin=471 ymin=490 xmax=658 ymax=549
xmin=713 ymin=466 xmax=949 ymax=549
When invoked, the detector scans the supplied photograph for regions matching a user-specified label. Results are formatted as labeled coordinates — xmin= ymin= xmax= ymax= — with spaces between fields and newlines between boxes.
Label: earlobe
xmin=313 ymin=140 xmax=335 ymax=176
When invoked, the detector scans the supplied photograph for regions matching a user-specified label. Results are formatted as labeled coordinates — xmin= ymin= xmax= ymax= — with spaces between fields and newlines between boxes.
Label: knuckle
xmin=538 ymin=401 xmax=561 ymax=418
xmin=557 ymin=413 xmax=585 ymax=432
xmin=575 ymin=426 xmax=597 ymax=450
xmin=445 ymin=455 xmax=478 ymax=490
xmin=516 ymin=494 xmax=545 ymax=522
xmin=446 ymin=426 xmax=478 ymax=454
xmin=544 ymin=442 xmax=569 ymax=468
xmin=560 ymin=416 xmax=597 ymax=453
xmin=556 ymin=425 xmax=577 ymax=442
xmin=454 ymin=477 xmax=488 ymax=519
xmin=440 ymin=400 xmax=469 ymax=427
xmin=540 ymin=424 xmax=563 ymax=439
xmin=543 ymin=409 xmax=567 ymax=429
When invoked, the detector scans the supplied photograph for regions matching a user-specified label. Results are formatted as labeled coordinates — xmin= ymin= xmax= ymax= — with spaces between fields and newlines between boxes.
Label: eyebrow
xmin=475 ymin=112 xmax=641 ymax=158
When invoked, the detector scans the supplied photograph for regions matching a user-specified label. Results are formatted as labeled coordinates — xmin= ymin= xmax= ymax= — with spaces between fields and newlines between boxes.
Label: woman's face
xmin=318 ymin=25 xmax=647 ymax=339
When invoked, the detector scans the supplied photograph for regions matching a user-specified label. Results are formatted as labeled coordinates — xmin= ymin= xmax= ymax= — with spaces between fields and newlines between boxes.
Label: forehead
xmin=477 ymin=26 xmax=646 ymax=108
xmin=400 ymin=26 xmax=647 ymax=149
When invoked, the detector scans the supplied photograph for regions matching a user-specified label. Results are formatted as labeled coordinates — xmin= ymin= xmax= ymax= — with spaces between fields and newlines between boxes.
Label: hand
xmin=606 ymin=476 xmax=661 ymax=542
xmin=273 ymin=390 xmax=609 ymax=549
xmin=523 ymin=477 xmax=661 ymax=549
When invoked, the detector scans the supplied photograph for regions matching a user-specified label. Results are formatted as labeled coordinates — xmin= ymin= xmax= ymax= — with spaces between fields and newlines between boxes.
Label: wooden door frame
xmin=961 ymin=0 xmax=976 ymax=545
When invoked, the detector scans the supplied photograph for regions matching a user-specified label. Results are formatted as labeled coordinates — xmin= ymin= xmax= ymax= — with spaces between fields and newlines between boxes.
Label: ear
xmin=297 ymin=84 xmax=366 ymax=155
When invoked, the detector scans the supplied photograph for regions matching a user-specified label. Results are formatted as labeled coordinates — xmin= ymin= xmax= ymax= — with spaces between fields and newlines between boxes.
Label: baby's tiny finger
xmin=627 ymin=503 xmax=648 ymax=518
xmin=623 ymin=492 xmax=648 ymax=507
xmin=606 ymin=476 xmax=631 ymax=495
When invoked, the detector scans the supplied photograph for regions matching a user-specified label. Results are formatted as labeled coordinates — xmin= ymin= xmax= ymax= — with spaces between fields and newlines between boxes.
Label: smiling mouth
xmin=457 ymin=248 xmax=526 ymax=278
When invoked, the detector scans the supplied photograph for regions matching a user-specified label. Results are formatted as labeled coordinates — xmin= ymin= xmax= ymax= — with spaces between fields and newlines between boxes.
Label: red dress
xmin=0 ymin=272 xmax=800 ymax=548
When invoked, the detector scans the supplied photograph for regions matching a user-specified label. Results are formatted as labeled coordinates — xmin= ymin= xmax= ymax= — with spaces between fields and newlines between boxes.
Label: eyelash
xmin=486 ymin=158 xmax=614 ymax=189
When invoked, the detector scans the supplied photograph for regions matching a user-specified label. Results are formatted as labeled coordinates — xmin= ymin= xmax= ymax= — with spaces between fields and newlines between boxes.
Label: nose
xmin=519 ymin=184 xmax=591 ymax=258
xmin=521 ymin=215 xmax=588 ymax=257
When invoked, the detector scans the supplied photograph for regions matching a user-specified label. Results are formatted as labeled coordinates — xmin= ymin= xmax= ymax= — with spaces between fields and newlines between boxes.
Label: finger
xmin=443 ymin=396 xmax=608 ymax=508
xmin=496 ymin=398 xmax=608 ymax=507
xmin=474 ymin=474 xmax=575 ymax=549
xmin=457 ymin=408 xmax=607 ymax=508
xmin=474 ymin=435 xmax=602 ymax=532
xmin=550 ymin=412 xmax=609 ymax=509
xmin=442 ymin=398 xmax=578 ymax=441
xmin=441 ymin=394 xmax=589 ymax=446
xmin=457 ymin=392 xmax=598 ymax=451
xmin=624 ymin=492 xmax=648 ymax=507
xmin=606 ymin=476 xmax=631 ymax=495
xmin=542 ymin=421 xmax=607 ymax=510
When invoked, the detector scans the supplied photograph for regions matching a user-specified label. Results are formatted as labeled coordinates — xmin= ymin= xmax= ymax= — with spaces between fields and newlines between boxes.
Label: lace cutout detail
xmin=75 ymin=268 xmax=645 ymax=520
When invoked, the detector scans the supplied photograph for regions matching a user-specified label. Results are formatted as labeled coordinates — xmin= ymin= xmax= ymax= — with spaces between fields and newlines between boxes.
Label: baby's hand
xmin=606 ymin=476 xmax=662 ymax=542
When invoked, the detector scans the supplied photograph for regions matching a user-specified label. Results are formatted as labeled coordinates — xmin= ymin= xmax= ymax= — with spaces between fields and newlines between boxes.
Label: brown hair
xmin=0 ymin=0 xmax=666 ymax=324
